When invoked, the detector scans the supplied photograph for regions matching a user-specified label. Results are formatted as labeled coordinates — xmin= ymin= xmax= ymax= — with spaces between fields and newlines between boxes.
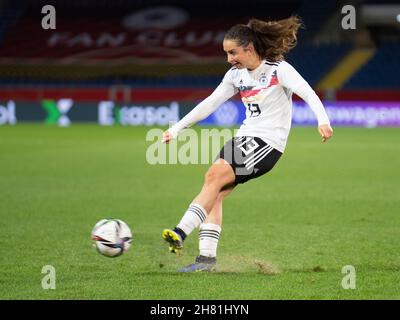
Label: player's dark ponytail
xmin=224 ymin=16 xmax=303 ymax=62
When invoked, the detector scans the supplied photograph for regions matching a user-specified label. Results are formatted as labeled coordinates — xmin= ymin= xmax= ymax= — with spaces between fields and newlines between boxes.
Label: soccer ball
xmin=91 ymin=219 xmax=132 ymax=257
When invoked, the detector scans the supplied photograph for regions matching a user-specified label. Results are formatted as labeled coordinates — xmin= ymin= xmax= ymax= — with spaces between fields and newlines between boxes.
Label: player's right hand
xmin=162 ymin=131 xmax=173 ymax=144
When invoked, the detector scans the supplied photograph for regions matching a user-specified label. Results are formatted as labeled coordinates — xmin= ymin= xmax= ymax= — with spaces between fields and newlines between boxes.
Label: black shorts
xmin=218 ymin=136 xmax=282 ymax=185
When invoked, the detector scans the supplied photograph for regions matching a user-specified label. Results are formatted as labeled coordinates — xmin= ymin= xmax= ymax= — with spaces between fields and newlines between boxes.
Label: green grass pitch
xmin=0 ymin=124 xmax=399 ymax=299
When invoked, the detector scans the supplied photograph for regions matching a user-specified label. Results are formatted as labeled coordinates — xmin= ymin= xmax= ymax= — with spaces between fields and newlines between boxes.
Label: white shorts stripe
xmin=246 ymin=147 xmax=274 ymax=170
xmin=243 ymin=145 xmax=272 ymax=165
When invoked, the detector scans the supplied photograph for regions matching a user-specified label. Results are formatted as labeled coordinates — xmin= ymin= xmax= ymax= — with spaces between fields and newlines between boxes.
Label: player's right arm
xmin=162 ymin=70 xmax=237 ymax=143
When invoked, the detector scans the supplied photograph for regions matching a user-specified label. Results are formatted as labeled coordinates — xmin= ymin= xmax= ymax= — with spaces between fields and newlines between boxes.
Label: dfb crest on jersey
xmin=259 ymin=73 xmax=267 ymax=85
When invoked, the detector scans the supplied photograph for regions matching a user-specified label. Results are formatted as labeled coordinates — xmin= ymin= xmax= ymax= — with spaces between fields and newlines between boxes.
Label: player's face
xmin=223 ymin=39 xmax=254 ymax=69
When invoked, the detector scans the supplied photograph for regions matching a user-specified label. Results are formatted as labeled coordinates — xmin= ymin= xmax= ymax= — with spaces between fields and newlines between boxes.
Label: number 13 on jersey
xmin=247 ymin=103 xmax=261 ymax=117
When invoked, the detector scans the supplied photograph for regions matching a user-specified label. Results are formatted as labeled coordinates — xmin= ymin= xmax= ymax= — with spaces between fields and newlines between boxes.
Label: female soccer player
xmin=161 ymin=16 xmax=333 ymax=272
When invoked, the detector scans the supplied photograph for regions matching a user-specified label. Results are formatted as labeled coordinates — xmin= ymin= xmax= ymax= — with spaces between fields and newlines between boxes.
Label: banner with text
xmin=1 ymin=100 xmax=400 ymax=127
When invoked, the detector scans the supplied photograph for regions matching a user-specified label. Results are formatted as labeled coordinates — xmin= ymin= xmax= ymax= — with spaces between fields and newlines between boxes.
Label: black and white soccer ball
xmin=91 ymin=219 xmax=132 ymax=257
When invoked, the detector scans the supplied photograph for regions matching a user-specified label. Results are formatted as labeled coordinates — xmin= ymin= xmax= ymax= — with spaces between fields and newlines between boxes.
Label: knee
xmin=204 ymin=168 xmax=222 ymax=188
xmin=204 ymin=162 xmax=235 ymax=190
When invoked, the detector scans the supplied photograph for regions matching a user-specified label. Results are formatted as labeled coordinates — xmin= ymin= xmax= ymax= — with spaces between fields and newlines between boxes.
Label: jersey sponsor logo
xmin=238 ymin=79 xmax=247 ymax=92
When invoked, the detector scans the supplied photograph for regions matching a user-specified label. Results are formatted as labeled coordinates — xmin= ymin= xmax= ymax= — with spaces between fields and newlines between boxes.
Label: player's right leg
xmin=162 ymin=160 xmax=235 ymax=254
xmin=161 ymin=228 xmax=185 ymax=254
xmin=162 ymin=188 xmax=227 ymax=254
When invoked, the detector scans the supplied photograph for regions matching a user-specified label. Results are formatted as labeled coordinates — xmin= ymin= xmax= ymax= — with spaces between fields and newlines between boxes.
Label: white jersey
xmin=168 ymin=60 xmax=330 ymax=152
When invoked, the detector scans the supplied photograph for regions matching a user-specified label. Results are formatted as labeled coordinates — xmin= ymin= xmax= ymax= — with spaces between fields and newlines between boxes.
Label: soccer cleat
xmin=177 ymin=255 xmax=217 ymax=273
xmin=162 ymin=228 xmax=184 ymax=254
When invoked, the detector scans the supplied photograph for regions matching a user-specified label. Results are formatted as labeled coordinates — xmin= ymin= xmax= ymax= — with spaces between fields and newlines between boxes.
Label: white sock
xmin=176 ymin=203 xmax=207 ymax=236
xmin=199 ymin=223 xmax=221 ymax=258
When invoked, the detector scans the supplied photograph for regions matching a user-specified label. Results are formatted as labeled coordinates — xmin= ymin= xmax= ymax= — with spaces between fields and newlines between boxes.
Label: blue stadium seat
xmin=286 ymin=43 xmax=351 ymax=86
xmin=344 ymin=43 xmax=400 ymax=89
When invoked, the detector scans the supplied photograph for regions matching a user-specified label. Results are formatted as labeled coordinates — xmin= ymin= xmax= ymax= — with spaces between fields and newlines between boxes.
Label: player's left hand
xmin=318 ymin=124 xmax=333 ymax=143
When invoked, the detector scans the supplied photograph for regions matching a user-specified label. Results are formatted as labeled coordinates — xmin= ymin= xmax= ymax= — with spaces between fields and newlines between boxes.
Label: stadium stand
xmin=0 ymin=0 xmax=398 ymax=94
xmin=344 ymin=43 xmax=400 ymax=89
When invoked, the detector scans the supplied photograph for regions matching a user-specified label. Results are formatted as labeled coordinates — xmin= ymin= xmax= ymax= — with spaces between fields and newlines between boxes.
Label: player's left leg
xmin=178 ymin=186 xmax=234 ymax=272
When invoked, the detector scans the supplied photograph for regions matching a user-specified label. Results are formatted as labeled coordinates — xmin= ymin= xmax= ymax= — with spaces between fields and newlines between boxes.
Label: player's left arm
xmin=295 ymin=84 xmax=333 ymax=142
xmin=277 ymin=62 xmax=333 ymax=143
